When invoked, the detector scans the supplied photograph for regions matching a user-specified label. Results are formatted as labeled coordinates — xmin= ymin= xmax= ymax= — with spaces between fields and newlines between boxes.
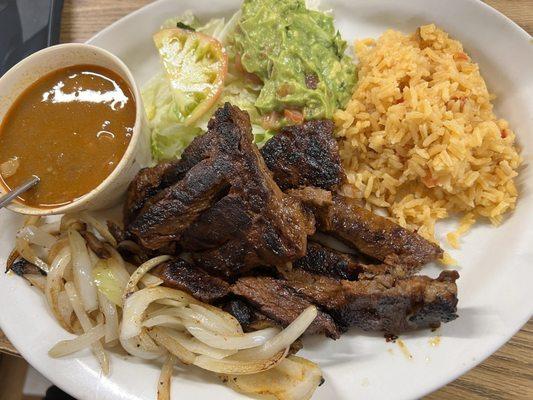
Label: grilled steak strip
xmin=260 ymin=120 xmax=345 ymax=190
xmin=289 ymin=187 xmax=443 ymax=269
xmin=124 ymin=162 xmax=174 ymax=227
xmin=152 ymin=258 xmax=230 ymax=303
xmin=282 ymin=268 xmax=458 ymax=333
xmin=128 ymin=161 xmax=230 ymax=250
xmin=232 ymin=276 xmax=341 ymax=339
xmin=125 ymin=104 xmax=314 ymax=277
xmin=295 ymin=242 xmax=392 ymax=280
xmin=258 ymin=123 xmax=442 ymax=269
xmin=124 ymin=131 xmax=219 ymax=226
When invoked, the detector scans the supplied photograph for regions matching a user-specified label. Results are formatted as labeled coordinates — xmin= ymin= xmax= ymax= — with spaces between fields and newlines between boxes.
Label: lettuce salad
xmin=142 ymin=11 xmax=273 ymax=161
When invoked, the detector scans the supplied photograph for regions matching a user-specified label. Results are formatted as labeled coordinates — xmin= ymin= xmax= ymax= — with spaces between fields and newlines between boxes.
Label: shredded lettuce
xmin=92 ymin=261 xmax=125 ymax=307
xmin=143 ymin=10 xmax=268 ymax=161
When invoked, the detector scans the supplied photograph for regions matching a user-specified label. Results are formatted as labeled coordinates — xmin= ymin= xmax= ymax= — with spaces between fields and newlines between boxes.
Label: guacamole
xmin=234 ymin=0 xmax=356 ymax=121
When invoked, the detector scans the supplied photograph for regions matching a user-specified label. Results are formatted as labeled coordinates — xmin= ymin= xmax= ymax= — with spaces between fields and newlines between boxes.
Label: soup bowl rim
xmin=0 ymin=43 xmax=148 ymax=215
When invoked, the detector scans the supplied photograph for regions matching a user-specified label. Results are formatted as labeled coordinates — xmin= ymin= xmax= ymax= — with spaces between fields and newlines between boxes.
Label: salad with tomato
xmin=143 ymin=0 xmax=356 ymax=161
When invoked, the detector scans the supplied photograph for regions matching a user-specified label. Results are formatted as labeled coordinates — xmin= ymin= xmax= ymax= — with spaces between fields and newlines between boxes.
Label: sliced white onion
xmin=38 ymin=221 xmax=61 ymax=235
xmin=121 ymin=336 xmax=164 ymax=360
xmin=147 ymin=326 xmax=196 ymax=365
xmin=141 ymin=273 xmax=164 ymax=288
xmin=236 ymin=306 xmax=317 ymax=361
xmin=189 ymin=304 xmax=242 ymax=335
xmin=222 ymin=355 xmax=323 ymax=400
xmin=120 ymin=287 xmax=192 ymax=360
xmin=15 ymin=237 xmax=49 ymax=273
xmin=45 ymin=247 xmax=72 ymax=331
xmin=17 ymin=226 xmax=57 ymax=248
xmin=59 ymin=214 xmax=85 ymax=233
xmin=193 ymin=348 xmax=288 ymax=375
xmin=98 ymin=290 xmax=119 ymax=343
xmin=123 ymin=255 xmax=172 ymax=300
xmin=156 ymin=299 xmax=189 ymax=308
xmin=139 ymin=328 xmax=162 ymax=353
xmin=142 ymin=315 xmax=185 ymax=330
xmin=146 ymin=307 xmax=185 ymax=319
xmin=49 ymin=324 xmax=105 ymax=358
xmin=88 ymin=249 xmax=99 ymax=267
xmin=25 ymin=274 xmax=46 ymax=292
xmin=158 ymin=354 xmax=176 ymax=400
xmin=176 ymin=307 xmax=238 ymax=335
xmin=185 ymin=324 xmax=279 ymax=351
xmin=47 ymin=238 xmax=69 ymax=265
xmin=121 ymin=287 xmax=193 ymax=341
xmin=57 ymin=290 xmax=73 ymax=328
xmin=23 ymin=215 xmax=41 ymax=228
xmin=106 ymin=255 xmax=131 ymax=288
xmin=167 ymin=331 xmax=236 ymax=359
xmin=78 ymin=211 xmax=117 ymax=246
xmin=125 ymin=262 xmax=164 ymax=288
xmin=65 ymin=282 xmax=109 ymax=375
xmin=151 ymin=300 xmax=241 ymax=335
xmin=68 ymin=229 xmax=98 ymax=312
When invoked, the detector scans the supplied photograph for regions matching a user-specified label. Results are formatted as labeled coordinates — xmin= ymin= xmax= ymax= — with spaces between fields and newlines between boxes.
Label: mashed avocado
xmin=234 ymin=0 xmax=356 ymax=121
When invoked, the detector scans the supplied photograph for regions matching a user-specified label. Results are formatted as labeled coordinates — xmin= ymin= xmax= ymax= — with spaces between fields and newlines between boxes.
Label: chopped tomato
xmin=153 ymin=28 xmax=228 ymax=126
xmin=501 ymin=129 xmax=509 ymax=139
xmin=422 ymin=172 xmax=437 ymax=188
xmin=261 ymin=111 xmax=281 ymax=130
xmin=453 ymin=52 xmax=469 ymax=62
xmin=283 ymin=109 xmax=304 ymax=124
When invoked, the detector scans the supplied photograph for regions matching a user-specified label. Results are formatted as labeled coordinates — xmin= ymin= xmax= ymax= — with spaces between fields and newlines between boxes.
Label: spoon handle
xmin=0 ymin=176 xmax=40 ymax=209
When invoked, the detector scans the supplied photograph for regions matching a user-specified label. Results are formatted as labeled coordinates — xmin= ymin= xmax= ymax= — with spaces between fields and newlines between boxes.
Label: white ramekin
xmin=0 ymin=43 xmax=151 ymax=215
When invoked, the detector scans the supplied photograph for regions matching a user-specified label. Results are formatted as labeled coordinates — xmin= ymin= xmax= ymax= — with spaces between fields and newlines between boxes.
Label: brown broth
xmin=0 ymin=64 xmax=135 ymax=208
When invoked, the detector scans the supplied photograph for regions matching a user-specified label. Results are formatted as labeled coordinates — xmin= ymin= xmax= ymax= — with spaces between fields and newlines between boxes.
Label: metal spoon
xmin=0 ymin=175 xmax=40 ymax=209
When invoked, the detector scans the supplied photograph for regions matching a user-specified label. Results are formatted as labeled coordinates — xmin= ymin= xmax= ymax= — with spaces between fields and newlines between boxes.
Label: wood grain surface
xmin=1 ymin=0 xmax=532 ymax=399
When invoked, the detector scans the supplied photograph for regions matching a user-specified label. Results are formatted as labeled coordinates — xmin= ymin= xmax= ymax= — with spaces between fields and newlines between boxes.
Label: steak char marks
xmin=289 ymin=187 xmax=443 ymax=272
xmin=280 ymin=268 xmax=458 ymax=332
xmin=152 ymin=258 xmax=229 ymax=303
xmin=123 ymin=104 xmax=459 ymax=338
xmin=261 ymin=120 xmax=442 ymax=270
xmin=124 ymin=104 xmax=314 ymax=277
xmin=232 ymin=276 xmax=341 ymax=339
xmin=295 ymin=241 xmax=394 ymax=280
xmin=260 ymin=120 xmax=344 ymax=190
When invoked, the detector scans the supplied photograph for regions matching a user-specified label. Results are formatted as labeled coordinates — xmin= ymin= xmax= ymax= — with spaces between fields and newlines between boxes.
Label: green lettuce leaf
xmin=143 ymin=10 xmax=268 ymax=161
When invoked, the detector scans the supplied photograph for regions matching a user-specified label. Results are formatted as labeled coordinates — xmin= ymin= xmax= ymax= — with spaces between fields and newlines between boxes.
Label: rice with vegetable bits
xmin=334 ymin=24 xmax=522 ymax=249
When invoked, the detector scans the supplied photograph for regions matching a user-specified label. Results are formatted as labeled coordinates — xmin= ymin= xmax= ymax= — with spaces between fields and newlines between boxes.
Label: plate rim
xmin=1 ymin=1 xmax=532 ymax=399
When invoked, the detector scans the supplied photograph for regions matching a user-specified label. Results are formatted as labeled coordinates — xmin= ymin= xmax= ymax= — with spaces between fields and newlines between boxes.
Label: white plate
xmin=1 ymin=1 xmax=532 ymax=399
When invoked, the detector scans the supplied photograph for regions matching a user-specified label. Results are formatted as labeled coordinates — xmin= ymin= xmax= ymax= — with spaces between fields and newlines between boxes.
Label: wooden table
xmin=1 ymin=0 xmax=532 ymax=399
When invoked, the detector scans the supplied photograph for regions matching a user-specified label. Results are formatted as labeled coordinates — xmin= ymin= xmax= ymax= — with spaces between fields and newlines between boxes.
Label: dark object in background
xmin=44 ymin=385 xmax=75 ymax=400
xmin=0 ymin=0 xmax=64 ymax=76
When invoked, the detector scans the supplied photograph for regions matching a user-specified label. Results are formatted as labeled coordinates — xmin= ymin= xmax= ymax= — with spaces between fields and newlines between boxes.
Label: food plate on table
xmin=0 ymin=0 xmax=532 ymax=399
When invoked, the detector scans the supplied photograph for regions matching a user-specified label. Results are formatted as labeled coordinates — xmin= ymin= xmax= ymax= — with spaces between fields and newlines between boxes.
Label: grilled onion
xmin=193 ymin=348 xmax=288 ymax=375
xmin=184 ymin=324 xmax=279 ymax=350
xmin=68 ymin=229 xmax=98 ymax=312
xmin=49 ymin=324 xmax=105 ymax=358
xmin=222 ymin=355 xmax=323 ymax=400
